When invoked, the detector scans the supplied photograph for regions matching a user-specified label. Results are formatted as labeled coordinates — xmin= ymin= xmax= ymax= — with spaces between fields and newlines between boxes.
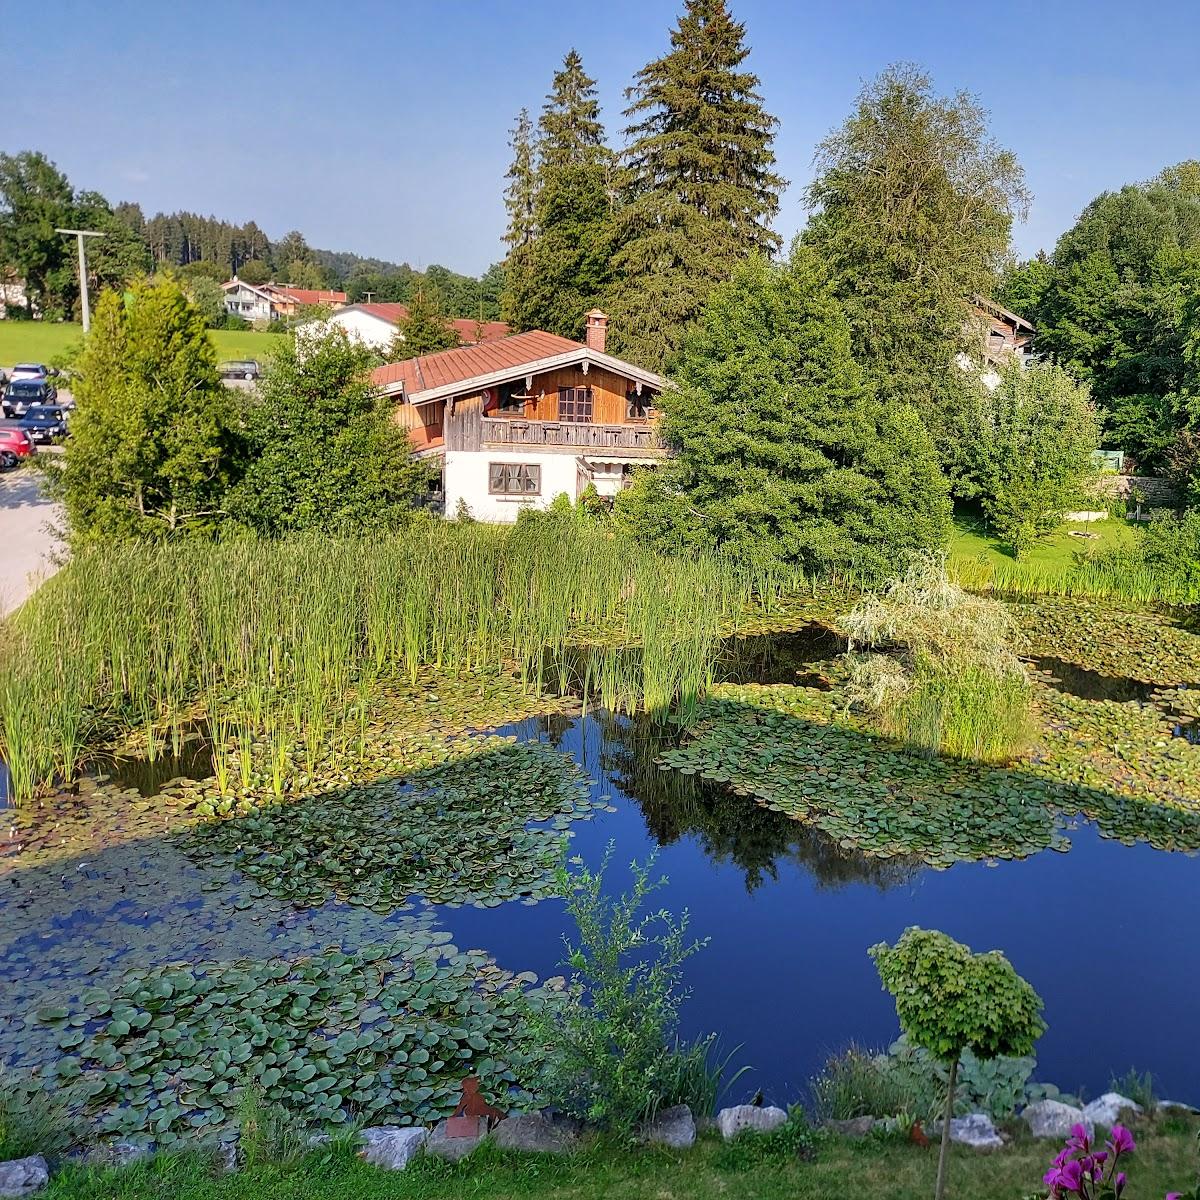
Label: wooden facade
xmin=395 ymin=364 xmax=659 ymax=454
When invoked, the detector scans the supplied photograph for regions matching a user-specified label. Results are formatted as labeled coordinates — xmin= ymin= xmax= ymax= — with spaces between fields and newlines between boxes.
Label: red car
xmin=0 ymin=425 xmax=35 ymax=468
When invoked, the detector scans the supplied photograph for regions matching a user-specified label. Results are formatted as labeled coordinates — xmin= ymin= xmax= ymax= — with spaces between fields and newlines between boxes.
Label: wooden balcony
xmin=482 ymin=418 xmax=661 ymax=456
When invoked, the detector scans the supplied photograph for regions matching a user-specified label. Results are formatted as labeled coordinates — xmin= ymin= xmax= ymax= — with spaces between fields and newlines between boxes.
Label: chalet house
xmin=222 ymin=279 xmax=348 ymax=323
xmin=317 ymin=302 xmax=509 ymax=351
xmin=371 ymin=311 xmax=665 ymax=521
xmin=965 ymin=295 xmax=1035 ymax=388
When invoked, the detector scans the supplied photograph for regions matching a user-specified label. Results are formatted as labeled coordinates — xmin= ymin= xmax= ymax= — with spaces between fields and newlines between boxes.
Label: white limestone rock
xmin=717 ymin=1104 xmax=788 ymax=1140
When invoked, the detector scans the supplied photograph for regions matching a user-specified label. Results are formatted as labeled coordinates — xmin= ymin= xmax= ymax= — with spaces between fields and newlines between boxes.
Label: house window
xmin=489 ymin=462 xmax=541 ymax=496
xmin=626 ymin=390 xmax=655 ymax=421
xmin=558 ymin=386 xmax=593 ymax=422
xmin=497 ymin=381 xmax=526 ymax=412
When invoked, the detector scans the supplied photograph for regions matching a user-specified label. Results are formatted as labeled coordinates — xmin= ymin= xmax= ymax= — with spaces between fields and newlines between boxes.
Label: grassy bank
xmin=0 ymin=321 xmax=279 ymax=368
xmin=40 ymin=1124 xmax=1200 ymax=1200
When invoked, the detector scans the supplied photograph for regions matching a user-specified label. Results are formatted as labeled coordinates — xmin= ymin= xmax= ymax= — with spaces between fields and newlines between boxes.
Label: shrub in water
xmin=529 ymin=848 xmax=728 ymax=1133
xmin=845 ymin=552 xmax=1032 ymax=761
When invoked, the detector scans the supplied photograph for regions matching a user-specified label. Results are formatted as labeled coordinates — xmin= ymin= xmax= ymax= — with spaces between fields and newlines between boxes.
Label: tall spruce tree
xmin=502 ymin=52 xmax=616 ymax=338
xmin=802 ymin=65 xmax=1029 ymax=486
xmin=607 ymin=0 xmax=785 ymax=371
xmin=500 ymin=108 xmax=539 ymax=329
xmin=615 ymin=246 xmax=951 ymax=575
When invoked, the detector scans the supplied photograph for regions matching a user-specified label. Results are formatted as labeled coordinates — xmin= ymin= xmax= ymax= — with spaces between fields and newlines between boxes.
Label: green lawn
xmin=41 ymin=1123 xmax=1200 ymax=1200
xmin=0 ymin=322 xmax=280 ymax=370
xmin=949 ymin=512 xmax=1136 ymax=577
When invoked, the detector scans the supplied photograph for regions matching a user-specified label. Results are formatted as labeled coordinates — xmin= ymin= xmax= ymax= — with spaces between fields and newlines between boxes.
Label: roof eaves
xmin=381 ymin=348 xmax=667 ymax=405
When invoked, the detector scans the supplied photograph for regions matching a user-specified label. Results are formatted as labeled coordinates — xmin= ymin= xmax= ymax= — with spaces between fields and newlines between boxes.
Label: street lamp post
xmin=55 ymin=228 xmax=104 ymax=333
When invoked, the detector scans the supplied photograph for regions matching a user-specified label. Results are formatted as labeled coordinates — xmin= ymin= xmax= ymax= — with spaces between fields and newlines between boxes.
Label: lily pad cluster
xmin=1012 ymin=597 xmax=1200 ymax=686
xmin=657 ymin=684 xmax=1065 ymax=868
xmin=35 ymin=930 xmax=557 ymax=1147
xmin=182 ymin=739 xmax=598 ymax=911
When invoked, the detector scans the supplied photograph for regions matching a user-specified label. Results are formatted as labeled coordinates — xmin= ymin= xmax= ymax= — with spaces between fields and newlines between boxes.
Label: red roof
xmin=372 ymin=330 xmax=582 ymax=396
xmin=354 ymin=302 xmax=509 ymax=346
xmin=269 ymin=286 xmax=348 ymax=306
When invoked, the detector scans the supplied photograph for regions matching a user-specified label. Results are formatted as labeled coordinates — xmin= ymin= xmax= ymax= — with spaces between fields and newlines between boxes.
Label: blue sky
xmin=6 ymin=0 xmax=1200 ymax=276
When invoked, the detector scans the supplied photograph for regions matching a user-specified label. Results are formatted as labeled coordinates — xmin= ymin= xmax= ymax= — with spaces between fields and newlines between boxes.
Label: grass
xmin=37 ymin=1122 xmax=1200 ymax=1200
xmin=0 ymin=321 xmax=279 ymax=369
xmin=0 ymin=517 xmax=763 ymax=804
xmin=949 ymin=512 xmax=1136 ymax=576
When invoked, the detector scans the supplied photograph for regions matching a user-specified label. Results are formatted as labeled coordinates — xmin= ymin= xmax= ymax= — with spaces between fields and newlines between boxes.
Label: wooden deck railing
xmin=482 ymin=418 xmax=660 ymax=453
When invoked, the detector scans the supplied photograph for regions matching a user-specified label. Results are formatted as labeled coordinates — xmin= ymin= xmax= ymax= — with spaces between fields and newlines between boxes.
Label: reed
xmin=0 ymin=517 xmax=761 ymax=804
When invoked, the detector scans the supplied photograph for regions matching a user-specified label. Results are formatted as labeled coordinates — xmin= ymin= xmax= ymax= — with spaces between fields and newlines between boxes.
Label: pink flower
xmin=1114 ymin=1171 xmax=1127 ymax=1198
xmin=1108 ymin=1125 xmax=1136 ymax=1156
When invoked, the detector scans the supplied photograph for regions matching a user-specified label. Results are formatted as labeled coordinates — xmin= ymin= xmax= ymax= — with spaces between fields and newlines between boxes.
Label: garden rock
xmin=358 ymin=1126 xmax=428 ymax=1170
xmin=642 ymin=1105 xmax=696 ymax=1149
xmin=943 ymin=1113 xmax=1004 ymax=1150
xmin=1082 ymin=1094 xmax=1142 ymax=1128
xmin=717 ymin=1105 xmax=788 ymax=1140
xmin=493 ymin=1113 xmax=578 ymax=1154
xmin=823 ymin=1116 xmax=877 ymax=1139
xmin=1159 ymin=1100 xmax=1200 ymax=1115
xmin=427 ymin=1120 xmax=487 ymax=1163
xmin=0 ymin=1155 xmax=49 ymax=1198
xmin=1024 ymin=1099 xmax=1093 ymax=1140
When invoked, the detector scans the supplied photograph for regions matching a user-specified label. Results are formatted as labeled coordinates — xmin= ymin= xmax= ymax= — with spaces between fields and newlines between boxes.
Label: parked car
xmin=18 ymin=404 xmax=69 ymax=444
xmin=2 ymin=379 xmax=57 ymax=416
xmin=0 ymin=425 xmax=35 ymax=466
xmin=9 ymin=362 xmax=52 ymax=382
xmin=219 ymin=359 xmax=260 ymax=381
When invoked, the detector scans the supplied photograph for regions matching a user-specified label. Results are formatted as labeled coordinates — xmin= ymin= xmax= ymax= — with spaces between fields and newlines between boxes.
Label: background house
xmin=317 ymin=302 xmax=508 ymax=351
xmin=222 ymin=279 xmax=348 ymax=323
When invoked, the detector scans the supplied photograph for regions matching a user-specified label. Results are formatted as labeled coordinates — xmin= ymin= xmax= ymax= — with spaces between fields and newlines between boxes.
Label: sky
xmin=6 ymin=0 xmax=1200 ymax=277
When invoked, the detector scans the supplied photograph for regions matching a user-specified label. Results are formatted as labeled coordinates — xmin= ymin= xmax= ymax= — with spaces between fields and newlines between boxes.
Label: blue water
xmin=437 ymin=713 xmax=1200 ymax=1107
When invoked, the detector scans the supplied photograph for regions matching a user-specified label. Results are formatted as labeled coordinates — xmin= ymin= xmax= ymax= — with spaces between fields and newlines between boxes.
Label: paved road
xmin=0 ymin=466 xmax=63 ymax=616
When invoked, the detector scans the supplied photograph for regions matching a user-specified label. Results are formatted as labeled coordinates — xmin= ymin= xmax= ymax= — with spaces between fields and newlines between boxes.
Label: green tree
xmin=237 ymin=258 xmax=271 ymax=285
xmin=272 ymin=229 xmax=311 ymax=272
xmin=803 ymin=65 xmax=1029 ymax=483
xmin=504 ymin=50 xmax=616 ymax=338
xmin=0 ymin=151 xmax=76 ymax=316
xmin=995 ymin=252 xmax=1052 ymax=319
xmin=175 ymin=271 xmax=227 ymax=328
xmin=607 ymin=0 xmax=785 ymax=371
xmin=49 ymin=278 xmax=234 ymax=541
xmin=968 ymin=362 xmax=1100 ymax=557
xmin=390 ymin=288 xmax=461 ymax=357
xmin=281 ymin=258 xmax=328 ymax=290
xmin=74 ymin=190 xmax=153 ymax=300
xmin=227 ymin=330 xmax=430 ymax=535
xmin=870 ymin=928 xmax=1045 ymax=1200
xmin=1032 ymin=174 xmax=1200 ymax=470
xmin=499 ymin=108 xmax=538 ymax=330
xmin=616 ymin=246 xmax=950 ymax=575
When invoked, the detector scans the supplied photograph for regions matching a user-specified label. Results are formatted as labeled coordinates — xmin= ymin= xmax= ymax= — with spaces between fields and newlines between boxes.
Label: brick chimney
xmin=585 ymin=309 xmax=608 ymax=353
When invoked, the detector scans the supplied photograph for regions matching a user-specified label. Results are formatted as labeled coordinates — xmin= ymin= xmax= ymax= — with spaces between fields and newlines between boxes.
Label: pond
xmin=439 ymin=710 xmax=1200 ymax=1106
xmin=2 ymin=613 xmax=1200 ymax=1136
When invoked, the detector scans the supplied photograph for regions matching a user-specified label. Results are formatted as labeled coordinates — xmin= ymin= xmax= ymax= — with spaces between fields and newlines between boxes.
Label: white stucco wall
xmin=445 ymin=450 xmax=580 ymax=522
xmin=296 ymin=310 xmax=395 ymax=353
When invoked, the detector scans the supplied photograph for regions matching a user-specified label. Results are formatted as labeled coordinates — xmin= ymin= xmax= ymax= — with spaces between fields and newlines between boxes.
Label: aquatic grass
xmin=845 ymin=555 xmax=1032 ymax=763
xmin=0 ymin=520 xmax=761 ymax=804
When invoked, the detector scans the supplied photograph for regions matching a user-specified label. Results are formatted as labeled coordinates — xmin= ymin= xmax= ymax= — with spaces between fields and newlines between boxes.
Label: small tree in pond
xmin=869 ymin=927 xmax=1045 ymax=1200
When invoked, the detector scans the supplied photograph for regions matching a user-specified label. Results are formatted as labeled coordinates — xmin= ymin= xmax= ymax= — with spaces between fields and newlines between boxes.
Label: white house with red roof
xmin=222 ymin=279 xmax=348 ymax=323
xmin=318 ymin=301 xmax=509 ymax=352
xmin=370 ymin=311 xmax=665 ymax=521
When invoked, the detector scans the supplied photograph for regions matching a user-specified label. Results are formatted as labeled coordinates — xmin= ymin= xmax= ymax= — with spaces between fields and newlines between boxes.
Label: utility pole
xmin=55 ymin=228 xmax=104 ymax=332
xmin=363 ymin=291 xmax=376 ymax=304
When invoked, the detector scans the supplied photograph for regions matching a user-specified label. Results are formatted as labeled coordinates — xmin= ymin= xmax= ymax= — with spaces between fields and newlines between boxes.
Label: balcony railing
xmin=483 ymin=418 xmax=660 ymax=453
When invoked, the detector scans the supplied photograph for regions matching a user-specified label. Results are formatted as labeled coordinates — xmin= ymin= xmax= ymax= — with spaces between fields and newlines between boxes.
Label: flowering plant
xmin=1043 ymin=1123 xmax=1181 ymax=1200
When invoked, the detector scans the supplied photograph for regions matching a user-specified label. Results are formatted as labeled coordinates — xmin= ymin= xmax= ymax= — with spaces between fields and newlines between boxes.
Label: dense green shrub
xmin=809 ymin=1046 xmax=935 ymax=1122
xmin=1095 ymin=510 xmax=1200 ymax=602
